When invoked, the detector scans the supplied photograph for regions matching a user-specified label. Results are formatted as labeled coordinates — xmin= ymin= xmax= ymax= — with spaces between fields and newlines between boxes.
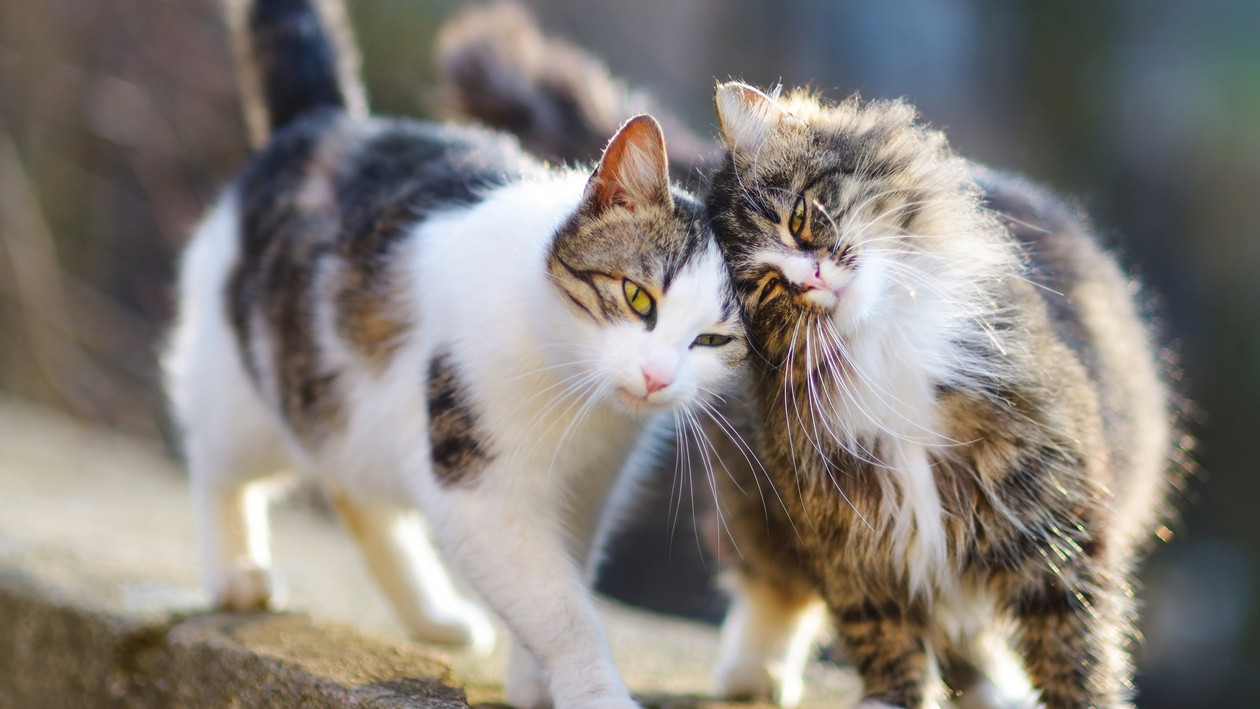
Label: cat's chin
xmin=814 ymin=289 xmax=876 ymax=336
xmin=801 ymin=288 xmax=838 ymax=311
xmin=613 ymin=387 xmax=674 ymax=416
xmin=799 ymin=279 xmax=871 ymax=325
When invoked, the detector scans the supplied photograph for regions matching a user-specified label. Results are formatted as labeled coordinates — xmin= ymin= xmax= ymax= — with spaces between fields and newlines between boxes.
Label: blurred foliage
xmin=0 ymin=0 xmax=1256 ymax=706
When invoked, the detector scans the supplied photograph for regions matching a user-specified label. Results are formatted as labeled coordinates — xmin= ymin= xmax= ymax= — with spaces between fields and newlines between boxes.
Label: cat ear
xmin=715 ymin=81 xmax=800 ymax=155
xmin=584 ymin=115 xmax=672 ymax=212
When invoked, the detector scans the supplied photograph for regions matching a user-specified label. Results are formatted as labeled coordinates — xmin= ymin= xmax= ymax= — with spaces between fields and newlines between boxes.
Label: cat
xmin=433 ymin=10 xmax=1181 ymax=709
xmin=703 ymin=83 xmax=1174 ymax=709
xmin=163 ymin=2 xmax=747 ymax=708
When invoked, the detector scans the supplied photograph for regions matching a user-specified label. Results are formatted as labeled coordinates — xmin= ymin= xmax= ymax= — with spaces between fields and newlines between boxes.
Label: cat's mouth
xmin=800 ymin=287 xmax=838 ymax=311
xmin=615 ymin=386 xmax=670 ymax=412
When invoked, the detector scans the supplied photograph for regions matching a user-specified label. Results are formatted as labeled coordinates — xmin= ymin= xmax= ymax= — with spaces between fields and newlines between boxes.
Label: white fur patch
xmin=716 ymin=82 xmax=798 ymax=156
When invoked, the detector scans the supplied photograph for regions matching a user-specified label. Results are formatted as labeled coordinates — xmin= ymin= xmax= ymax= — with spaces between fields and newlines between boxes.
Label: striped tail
xmin=434 ymin=1 xmax=717 ymax=181
xmin=228 ymin=0 xmax=367 ymax=147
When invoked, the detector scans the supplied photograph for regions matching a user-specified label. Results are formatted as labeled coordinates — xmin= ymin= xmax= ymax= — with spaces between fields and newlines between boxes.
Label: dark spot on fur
xmin=427 ymin=353 xmax=493 ymax=486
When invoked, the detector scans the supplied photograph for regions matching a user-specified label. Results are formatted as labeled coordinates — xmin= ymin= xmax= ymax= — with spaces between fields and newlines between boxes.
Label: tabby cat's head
xmin=706 ymin=82 xmax=1014 ymax=364
xmin=545 ymin=115 xmax=747 ymax=415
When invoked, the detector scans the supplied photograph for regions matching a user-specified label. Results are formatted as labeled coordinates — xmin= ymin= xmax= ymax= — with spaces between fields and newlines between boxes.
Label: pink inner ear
xmin=592 ymin=115 xmax=669 ymax=209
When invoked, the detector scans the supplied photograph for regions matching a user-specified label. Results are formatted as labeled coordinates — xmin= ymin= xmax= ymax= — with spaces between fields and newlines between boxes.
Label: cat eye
xmin=623 ymin=279 xmax=655 ymax=319
xmin=692 ymin=334 xmax=732 ymax=348
xmin=788 ymin=195 xmax=807 ymax=239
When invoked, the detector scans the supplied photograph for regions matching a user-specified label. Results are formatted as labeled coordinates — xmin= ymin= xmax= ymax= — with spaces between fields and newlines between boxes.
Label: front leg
xmin=328 ymin=493 xmax=495 ymax=653
xmin=715 ymin=569 xmax=824 ymax=707
xmin=505 ymin=454 xmax=641 ymax=708
xmin=428 ymin=487 xmax=636 ymax=709
xmin=830 ymin=591 xmax=939 ymax=709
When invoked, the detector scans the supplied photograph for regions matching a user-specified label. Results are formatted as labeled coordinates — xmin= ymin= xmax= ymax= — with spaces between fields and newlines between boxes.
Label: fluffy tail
xmin=434 ymin=1 xmax=717 ymax=181
xmin=227 ymin=0 xmax=367 ymax=147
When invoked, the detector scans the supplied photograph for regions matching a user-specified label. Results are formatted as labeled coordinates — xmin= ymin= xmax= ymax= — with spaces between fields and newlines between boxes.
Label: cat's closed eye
xmin=787 ymin=194 xmax=806 ymax=239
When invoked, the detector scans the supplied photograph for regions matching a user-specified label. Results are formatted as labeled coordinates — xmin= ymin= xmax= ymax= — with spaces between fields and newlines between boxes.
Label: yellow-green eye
xmin=623 ymin=279 xmax=654 ymax=318
xmin=692 ymin=333 xmax=732 ymax=348
xmin=788 ymin=195 xmax=806 ymax=237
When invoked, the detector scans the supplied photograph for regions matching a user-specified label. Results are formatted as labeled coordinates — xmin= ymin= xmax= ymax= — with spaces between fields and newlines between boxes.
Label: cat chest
xmin=765 ymin=434 xmax=1002 ymax=582
xmin=775 ymin=436 xmax=1092 ymax=595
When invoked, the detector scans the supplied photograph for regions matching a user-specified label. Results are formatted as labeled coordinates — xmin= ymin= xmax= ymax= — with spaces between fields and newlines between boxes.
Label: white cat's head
xmin=544 ymin=115 xmax=747 ymax=416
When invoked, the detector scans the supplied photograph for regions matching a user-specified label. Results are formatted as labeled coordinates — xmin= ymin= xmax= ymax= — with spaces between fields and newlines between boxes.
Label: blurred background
xmin=0 ymin=0 xmax=1255 ymax=706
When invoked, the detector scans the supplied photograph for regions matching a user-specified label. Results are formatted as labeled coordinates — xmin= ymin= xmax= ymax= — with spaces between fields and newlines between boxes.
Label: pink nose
xmin=643 ymin=369 xmax=671 ymax=394
xmin=801 ymin=266 xmax=827 ymax=291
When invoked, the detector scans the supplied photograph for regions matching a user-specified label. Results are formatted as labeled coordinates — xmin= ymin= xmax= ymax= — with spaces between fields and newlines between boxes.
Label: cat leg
xmin=1011 ymin=568 xmax=1135 ymax=709
xmin=830 ymin=592 xmax=942 ymax=709
xmin=707 ymin=416 xmax=823 ymax=707
xmin=329 ymin=493 xmax=495 ymax=653
xmin=428 ymin=488 xmax=637 ymax=709
xmin=714 ymin=569 xmax=824 ymax=707
xmin=189 ymin=449 xmax=286 ymax=611
xmin=505 ymin=637 xmax=548 ymax=709
xmin=504 ymin=458 xmax=642 ymax=709
xmin=181 ymin=367 xmax=289 ymax=610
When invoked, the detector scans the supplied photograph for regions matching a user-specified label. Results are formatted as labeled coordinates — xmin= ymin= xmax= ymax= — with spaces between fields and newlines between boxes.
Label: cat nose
xmin=642 ymin=367 xmax=672 ymax=394
xmin=801 ymin=265 xmax=827 ymax=291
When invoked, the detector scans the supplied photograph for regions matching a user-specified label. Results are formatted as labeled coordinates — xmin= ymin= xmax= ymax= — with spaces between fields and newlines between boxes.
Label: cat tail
xmin=434 ymin=1 xmax=718 ymax=183
xmin=228 ymin=0 xmax=367 ymax=148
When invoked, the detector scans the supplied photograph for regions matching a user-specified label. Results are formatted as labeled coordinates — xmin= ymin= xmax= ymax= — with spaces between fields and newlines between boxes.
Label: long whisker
xmin=546 ymin=378 xmax=612 ymax=475
xmin=682 ymin=406 xmax=741 ymax=563
xmin=693 ymin=397 xmax=801 ymax=541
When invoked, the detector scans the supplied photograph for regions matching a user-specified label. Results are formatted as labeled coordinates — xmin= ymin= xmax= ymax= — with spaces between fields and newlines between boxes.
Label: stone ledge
xmin=0 ymin=399 xmax=857 ymax=708
xmin=0 ymin=570 xmax=465 ymax=708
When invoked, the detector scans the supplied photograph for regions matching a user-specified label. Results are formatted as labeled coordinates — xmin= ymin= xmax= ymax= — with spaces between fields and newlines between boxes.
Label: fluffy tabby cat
xmin=704 ymin=83 xmax=1172 ymax=709
xmin=164 ymin=1 xmax=746 ymax=707
xmin=436 ymin=10 xmax=1178 ymax=709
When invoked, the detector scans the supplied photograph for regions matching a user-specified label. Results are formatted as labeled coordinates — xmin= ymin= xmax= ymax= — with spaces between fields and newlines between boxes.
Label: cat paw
xmin=714 ymin=658 xmax=804 ymax=707
xmin=212 ymin=561 xmax=282 ymax=611
xmin=854 ymin=701 xmax=907 ymax=709
xmin=951 ymin=680 xmax=1039 ymax=709
xmin=576 ymin=696 xmax=640 ymax=709
xmin=504 ymin=669 xmax=548 ymax=709
xmin=410 ymin=599 xmax=497 ymax=655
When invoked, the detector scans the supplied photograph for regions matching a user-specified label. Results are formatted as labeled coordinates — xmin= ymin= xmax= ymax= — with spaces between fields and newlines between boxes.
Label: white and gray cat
xmin=164 ymin=2 xmax=746 ymax=707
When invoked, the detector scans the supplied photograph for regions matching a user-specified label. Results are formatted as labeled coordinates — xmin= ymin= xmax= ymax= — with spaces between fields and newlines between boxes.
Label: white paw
xmin=951 ymin=680 xmax=1039 ymax=709
xmin=505 ymin=643 xmax=548 ymax=709
xmin=410 ymin=598 xmax=497 ymax=656
xmin=715 ymin=658 xmax=804 ymax=707
xmin=504 ymin=671 xmax=548 ymax=709
xmin=212 ymin=560 xmax=281 ymax=611
xmin=576 ymin=697 xmax=639 ymax=709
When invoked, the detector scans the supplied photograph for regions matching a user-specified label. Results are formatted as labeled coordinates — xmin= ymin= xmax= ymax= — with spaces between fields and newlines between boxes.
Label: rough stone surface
xmin=0 ymin=399 xmax=859 ymax=707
